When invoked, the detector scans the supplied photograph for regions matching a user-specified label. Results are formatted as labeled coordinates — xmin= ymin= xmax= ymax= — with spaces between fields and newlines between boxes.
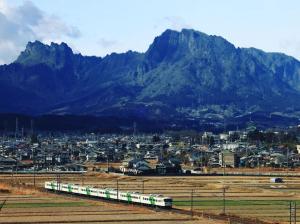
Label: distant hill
xmin=0 ymin=29 xmax=300 ymax=129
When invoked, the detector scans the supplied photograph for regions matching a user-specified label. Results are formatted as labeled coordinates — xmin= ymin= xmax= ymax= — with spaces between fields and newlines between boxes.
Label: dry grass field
xmin=1 ymin=172 xmax=299 ymax=223
xmin=0 ymin=179 xmax=224 ymax=224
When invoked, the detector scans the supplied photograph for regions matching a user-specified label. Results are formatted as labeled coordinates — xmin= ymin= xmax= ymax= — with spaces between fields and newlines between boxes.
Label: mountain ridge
xmin=0 ymin=28 xmax=299 ymax=127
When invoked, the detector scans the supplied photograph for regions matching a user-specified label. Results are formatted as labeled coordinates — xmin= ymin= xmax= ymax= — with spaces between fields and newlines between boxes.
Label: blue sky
xmin=0 ymin=0 xmax=300 ymax=64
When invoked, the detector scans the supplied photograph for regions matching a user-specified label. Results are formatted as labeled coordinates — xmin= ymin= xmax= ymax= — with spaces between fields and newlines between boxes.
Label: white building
xmin=297 ymin=145 xmax=300 ymax=154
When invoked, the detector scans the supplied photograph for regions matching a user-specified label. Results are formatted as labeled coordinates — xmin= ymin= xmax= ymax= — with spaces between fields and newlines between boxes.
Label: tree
xmin=152 ymin=135 xmax=160 ymax=143
xmin=30 ymin=134 xmax=38 ymax=144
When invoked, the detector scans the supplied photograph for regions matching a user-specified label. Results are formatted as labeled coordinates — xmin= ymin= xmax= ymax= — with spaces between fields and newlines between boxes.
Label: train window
xmin=164 ymin=199 xmax=173 ymax=203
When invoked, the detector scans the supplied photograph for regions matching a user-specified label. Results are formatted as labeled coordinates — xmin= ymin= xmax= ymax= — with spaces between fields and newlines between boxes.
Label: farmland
xmin=1 ymin=173 xmax=299 ymax=223
xmin=0 ymin=195 xmax=210 ymax=223
xmin=0 ymin=177 xmax=223 ymax=224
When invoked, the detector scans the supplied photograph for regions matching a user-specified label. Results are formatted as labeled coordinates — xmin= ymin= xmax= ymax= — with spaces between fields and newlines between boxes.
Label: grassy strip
xmin=4 ymin=202 xmax=91 ymax=208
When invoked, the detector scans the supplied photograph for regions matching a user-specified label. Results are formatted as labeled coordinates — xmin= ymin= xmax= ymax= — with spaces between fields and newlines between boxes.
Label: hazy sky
xmin=0 ymin=0 xmax=300 ymax=64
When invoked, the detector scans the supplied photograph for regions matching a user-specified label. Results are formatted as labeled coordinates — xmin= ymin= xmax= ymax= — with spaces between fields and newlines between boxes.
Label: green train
xmin=45 ymin=181 xmax=173 ymax=208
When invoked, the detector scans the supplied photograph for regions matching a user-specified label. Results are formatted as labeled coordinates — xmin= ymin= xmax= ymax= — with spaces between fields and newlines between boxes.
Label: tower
xmin=30 ymin=119 xmax=34 ymax=135
xmin=15 ymin=117 xmax=18 ymax=139
xmin=133 ymin=122 xmax=137 ymax=136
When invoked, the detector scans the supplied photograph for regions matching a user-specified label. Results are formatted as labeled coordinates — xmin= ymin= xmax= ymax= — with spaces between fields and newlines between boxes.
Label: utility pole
xmin=33 ymin=147 xmax=36 ymax=188
xmin=222 ymin=152 xmax=225 ymax=176
xmin=106 ymin=156 xmax=109 ymax=173
xmin=258 ymin=157 xmax=260 ymax=175
xmin=33 ymin=168 xmax=36 ymax=187
xmin=15 ymin=161 xmax=18 ymax=184
xmin=191 ymin=189 xmax=194 ymax=218
xmin=56 ymin=173 xmax=61 ymax=192
xmin=222 ymin=187 xmax=226 ymax=214
xmin=287 ymin=148 xmax=289 ymax=176
xmin=290 ymin=201 xmax=296 ymax=224
xmin=290 ymin=202 xmax=292 ymax=224
xmin=142 ymin=178 xmax=145 ymax=194
xmin=117 ymin=180 xmax=119 ymax=200
xmin=56 ymin=174 xmax=58 ymax=193
xmin=10 ymin=168 xmax=13 ymax=185
xmin=201 ymin=151 xmax=203 ymax=167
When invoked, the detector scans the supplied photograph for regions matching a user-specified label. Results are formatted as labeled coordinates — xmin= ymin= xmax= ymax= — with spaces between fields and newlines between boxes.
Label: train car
xmin=140 ymin=194 xmax=172 ymax=207
xmin=103 ymin=188 xmax=118 ymax=200
xmin=60 ymin=183 xmax=69 ymax=192
xmin=119 ymin=191 xmax=141 ymax=204
xmin=89 ymin=187 xmax=100 ymax=197
xmin=44 ymin=181 xmax=172 ymax=208
xmin=98 ymin=189 xmax=106 ymax=198
xmin=159 ymin=196 xmax=173 ymax=207
xmin=71 ymin=184 xmax=80 ymax=194
xmin=45 ymin=181 xmax=58 ymax=191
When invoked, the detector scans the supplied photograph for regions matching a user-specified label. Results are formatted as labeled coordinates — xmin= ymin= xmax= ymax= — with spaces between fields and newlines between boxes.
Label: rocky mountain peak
xmin=16 ymin=41 xmax=74 ymax=69
xmin=146 ymin=29 xmax=235 ymax=63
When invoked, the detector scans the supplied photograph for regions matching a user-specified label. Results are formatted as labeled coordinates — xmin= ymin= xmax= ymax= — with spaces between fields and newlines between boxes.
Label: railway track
xmin=0 ymin=218 xmax=194 ymax=224
xmin=43 ymin=188 xmax=277 ymax=224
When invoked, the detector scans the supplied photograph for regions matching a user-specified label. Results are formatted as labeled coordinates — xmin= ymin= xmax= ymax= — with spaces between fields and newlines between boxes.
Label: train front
xmin=163 ymin=197 xmax=173 ymax=208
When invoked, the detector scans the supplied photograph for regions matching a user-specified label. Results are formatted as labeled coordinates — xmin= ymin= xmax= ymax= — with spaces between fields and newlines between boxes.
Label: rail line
xmin=43 ymin=188 xmax=276 ymax=224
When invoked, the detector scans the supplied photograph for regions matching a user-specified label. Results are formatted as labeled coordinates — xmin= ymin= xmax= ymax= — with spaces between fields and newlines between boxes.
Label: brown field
xmin=0 ymin=177 xmax=224 ymax=224
xmin=1 ymin=172 xmax=300 ymax=224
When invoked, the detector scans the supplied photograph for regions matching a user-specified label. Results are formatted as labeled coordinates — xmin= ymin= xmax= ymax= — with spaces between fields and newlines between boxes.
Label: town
xmin=1 ymin=121 xmax=299 ymax=176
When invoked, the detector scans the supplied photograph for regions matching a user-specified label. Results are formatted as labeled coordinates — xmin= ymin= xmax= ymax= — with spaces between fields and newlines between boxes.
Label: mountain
xmin=0 ymin=29 xmax=300 ymax=129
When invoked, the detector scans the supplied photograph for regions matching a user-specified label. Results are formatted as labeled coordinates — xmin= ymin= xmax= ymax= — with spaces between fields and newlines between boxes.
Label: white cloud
xmin=0 ymin=0 xmax=81 ymax=64
xmin=279 ymin=38 xmax=300 ymax=60
xmin=153 ymin=16 xmax=192 ymax=33
xmin=97 ymin=38 xmax=117 ymax=49
xmin=0 ymin=0 xmax=9 ymax=14
xmin=163 ymin=16 xmax=191 ymax=31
